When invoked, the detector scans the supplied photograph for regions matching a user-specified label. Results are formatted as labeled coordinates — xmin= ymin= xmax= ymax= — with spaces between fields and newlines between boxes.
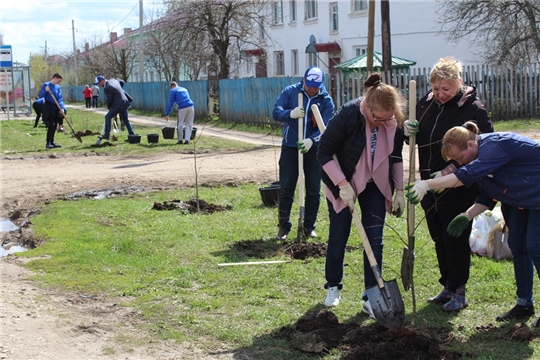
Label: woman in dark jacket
xmin=317 ymin=73 xmax=405 ymax=317
xmin=404 ymin=56 xmax=493 ymax=312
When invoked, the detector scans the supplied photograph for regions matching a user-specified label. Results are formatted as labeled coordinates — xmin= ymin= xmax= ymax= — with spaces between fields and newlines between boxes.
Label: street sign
xmin=0 ymin=45 xmax=13 ymax=68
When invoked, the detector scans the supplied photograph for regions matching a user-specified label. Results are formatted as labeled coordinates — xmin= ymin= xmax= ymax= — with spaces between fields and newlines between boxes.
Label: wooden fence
xmin=62 ymin=63 xmax=540 ymax=126
xmin=338 ymin=64 xmax=540 ymax=121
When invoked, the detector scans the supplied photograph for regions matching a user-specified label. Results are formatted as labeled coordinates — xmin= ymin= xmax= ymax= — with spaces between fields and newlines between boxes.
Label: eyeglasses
xmin=371 ymin=111 xmax=396 ymax=122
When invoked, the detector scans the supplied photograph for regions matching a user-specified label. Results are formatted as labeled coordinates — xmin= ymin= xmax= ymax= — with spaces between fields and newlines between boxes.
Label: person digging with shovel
xmin=94 ymin=75 xmax=137 ymax=145
xmin=38 ymin=73 xmax=66 ymax=149
xmin=272 ymin=67 xmax=335 ymax=241
xmin=317 ymin=73 xmax=406 ymax=317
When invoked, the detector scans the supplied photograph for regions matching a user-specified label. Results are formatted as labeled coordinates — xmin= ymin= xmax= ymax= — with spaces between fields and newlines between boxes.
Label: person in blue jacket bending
xmin=165 ymin=81 xmax=195 ymax=144
xmin=272 ymin=67 xmax=335 ymax=240
xmin=406 ymin=121 xmax=540 ymax=325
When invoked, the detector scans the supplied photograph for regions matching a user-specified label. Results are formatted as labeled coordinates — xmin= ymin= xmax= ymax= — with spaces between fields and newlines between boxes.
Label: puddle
xmin=1 ymin=218 xmax=19 ymax=232
xmin=1 ymin=218 xmax=28 ymax=257
xmin=64 ymin=186 xmax=148 ymax=200
xmin=1 ymin=245 xmax=28 ymax=257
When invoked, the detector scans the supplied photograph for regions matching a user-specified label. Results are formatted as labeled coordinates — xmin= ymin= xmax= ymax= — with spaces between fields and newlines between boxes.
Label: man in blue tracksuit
xmin=165 ymin=81 xmax=195 ymax=144
xmin=94 ymin=75 xmax=136 ymax=145
xmin=38 ymin=73 xmax=66 ymax=149
xmin=272 ymin=67 xmax=335 ymax=240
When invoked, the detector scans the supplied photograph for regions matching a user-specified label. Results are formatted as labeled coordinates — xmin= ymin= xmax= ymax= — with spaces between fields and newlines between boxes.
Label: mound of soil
xmin=152 ymin=198 xmax=233 ymax=214
xmin=279 ymin=309 xmax=462 ymax=359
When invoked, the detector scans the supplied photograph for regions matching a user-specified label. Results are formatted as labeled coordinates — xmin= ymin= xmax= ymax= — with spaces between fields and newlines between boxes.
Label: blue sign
xmin=0 ymin=45 xmax=13 ymax=68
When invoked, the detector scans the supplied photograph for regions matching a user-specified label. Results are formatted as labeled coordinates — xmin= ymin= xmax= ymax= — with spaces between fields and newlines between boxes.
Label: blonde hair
xmin=430 ymin=56 xmax=464 ymax=91
xmin=441 ymin=121 xmax=479 ymax=161
xmin=363 ymin=73 xmax=407 ymax=126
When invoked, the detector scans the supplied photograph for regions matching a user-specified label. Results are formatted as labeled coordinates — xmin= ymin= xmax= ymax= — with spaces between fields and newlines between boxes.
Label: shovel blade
xmin=366 ymin=279 xmax=405 ymax=328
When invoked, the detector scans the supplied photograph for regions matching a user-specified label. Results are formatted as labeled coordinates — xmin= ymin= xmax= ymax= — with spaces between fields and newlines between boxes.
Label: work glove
xmin=405 ymin=180 xmax=430 ymax=205
xmin=296 ymin=138 xmax=313 ymax=154
xmin=339 ymin=183 xmax=356 ymax=211
xmin=392 ymin=190 xmax=405 ymax=217
xmin=290 ymin=106 xmax=305 ymax=119
xmin=404 ymin=120 xmax=419 ymax=137
xmin=447 ymin=213 xmax=472 ymax=237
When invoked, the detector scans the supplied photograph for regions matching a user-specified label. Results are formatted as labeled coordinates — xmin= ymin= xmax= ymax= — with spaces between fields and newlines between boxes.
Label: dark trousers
xmin=423 ymin=200 xmax=473 ymax=293
xmin=92 ymin=96 xmax=98 ymax=108
xmin=85 ymin=98 xmax=91 ymax=108
xmin=43 ymin=102 xmax=61 ymax=144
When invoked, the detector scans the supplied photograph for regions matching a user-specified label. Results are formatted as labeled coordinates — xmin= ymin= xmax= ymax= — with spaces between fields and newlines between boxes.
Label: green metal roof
xmin=335 ymin=51 xmax=416 ymax=74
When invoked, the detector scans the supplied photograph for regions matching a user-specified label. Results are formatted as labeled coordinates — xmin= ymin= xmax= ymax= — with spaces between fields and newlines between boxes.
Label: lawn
xmin=5 ymin=112 xmax=540 ymax=359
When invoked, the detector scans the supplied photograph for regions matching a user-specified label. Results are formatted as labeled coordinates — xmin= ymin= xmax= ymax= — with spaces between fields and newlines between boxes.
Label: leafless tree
xmin=435 ymin=0 xmax=540 ymax=66
xmin=80 ymin=35 xmax=138 ymax=82
xmin=157 ymin=0 xmax=272 ymax=80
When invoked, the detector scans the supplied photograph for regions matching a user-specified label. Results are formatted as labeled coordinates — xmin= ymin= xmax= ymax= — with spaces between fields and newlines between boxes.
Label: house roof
xmin=335 ymin=51 xmax=416 ymax=73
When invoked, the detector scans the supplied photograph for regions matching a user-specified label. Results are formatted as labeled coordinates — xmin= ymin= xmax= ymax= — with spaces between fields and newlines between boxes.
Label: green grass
xmin=0 ymin=108 xmax=257 ymax=156
xmin=5 ymin=113 xmax=540 ymax=358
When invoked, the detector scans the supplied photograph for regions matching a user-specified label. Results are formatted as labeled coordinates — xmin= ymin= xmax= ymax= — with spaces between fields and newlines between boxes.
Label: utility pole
xmin=366 ymin=0 xmax=375 ymax=74
xmin=44 ymin=41 xmax=47 ymax=65
xmin=380 ymin=0 xmax=392 ymax=82
xmin=72 ymin=20 xmax=79 ymax=86
xmin=139 ymin=0 xmax=144 ymax=82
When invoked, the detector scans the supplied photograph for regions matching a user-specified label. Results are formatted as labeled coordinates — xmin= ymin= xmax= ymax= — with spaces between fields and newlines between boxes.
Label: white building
xmin=238 ymin=0 xmax=478 ymax=79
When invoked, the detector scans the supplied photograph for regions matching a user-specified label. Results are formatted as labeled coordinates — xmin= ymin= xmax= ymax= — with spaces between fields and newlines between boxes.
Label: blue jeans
xmin=503 ymin=204 xmax=540 ymax=307
xmin=103 ymin=108 xmax=134 ymax=138
xmin=324 ymin=181 xmax=386 ymax=293
xmin=92 ymin=96 xmax=98 ymax=108
xmin=278 ymin=145 xmax=321 ymax=232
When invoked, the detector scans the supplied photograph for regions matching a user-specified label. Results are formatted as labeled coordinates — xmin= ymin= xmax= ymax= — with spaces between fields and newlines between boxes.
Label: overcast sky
xmin=1 ymin=0 xmax=162 ymax=64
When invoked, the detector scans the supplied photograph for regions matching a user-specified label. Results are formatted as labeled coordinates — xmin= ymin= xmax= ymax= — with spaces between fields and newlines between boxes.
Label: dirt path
xmin=1 ymin=109 xmax=281 ymax=360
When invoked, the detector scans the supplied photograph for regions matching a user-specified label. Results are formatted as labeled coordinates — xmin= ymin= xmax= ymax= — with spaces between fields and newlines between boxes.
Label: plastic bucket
xmin=161 ymin=127 xmax=176 ymax=139
xmin=182 ymin=126 xmax=198 ymax=140
xmin=147 ymin=133 xmax=159 ymax=143
xmin=259 ymin=186 xmax=280 ymax=207
xmin=128 ymin=134 xmax=141 ymax=144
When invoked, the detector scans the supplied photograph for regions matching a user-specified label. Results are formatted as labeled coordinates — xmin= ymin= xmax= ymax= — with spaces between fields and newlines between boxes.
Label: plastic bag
xmin=469 ymin=208 xmax=502 ymax=256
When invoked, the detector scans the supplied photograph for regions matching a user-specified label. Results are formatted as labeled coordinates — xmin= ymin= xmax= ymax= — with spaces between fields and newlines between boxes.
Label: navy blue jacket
xmin=272 ymin=82 xmax=334 ymax=147
xmin=455 ymin=132 xmax=540 ymax=210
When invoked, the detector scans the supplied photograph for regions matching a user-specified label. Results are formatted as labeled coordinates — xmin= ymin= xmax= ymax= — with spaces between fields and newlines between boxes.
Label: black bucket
xmin=259 ymin=186 xmax=280 ymax=207
xmin=128 ymin=134 xmax=141 ymax=144
xmin=147 ymin=133 xmax=159 ymax=143
xmin=161 ymin=127 xmax=175 ymax=139
xmin=181 ymin=126 xmax=198 ymax=140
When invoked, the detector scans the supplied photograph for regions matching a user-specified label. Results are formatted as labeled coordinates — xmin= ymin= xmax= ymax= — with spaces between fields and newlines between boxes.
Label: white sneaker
xmin=324 ymin=286 xmax=341 ymax=307
xmin=362 ymin=300 xmax=376 ymax=319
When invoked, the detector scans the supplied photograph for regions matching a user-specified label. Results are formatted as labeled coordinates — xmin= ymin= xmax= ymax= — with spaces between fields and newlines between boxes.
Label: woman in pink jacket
xmin=317 ymin=73 xmax=406 ymax=317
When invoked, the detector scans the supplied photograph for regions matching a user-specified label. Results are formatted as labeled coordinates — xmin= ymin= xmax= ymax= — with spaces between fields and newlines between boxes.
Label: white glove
xmin=405 ymin=180 xmax=430 ymax=204
xmin=290 ymin=107 xmax=305 ymax=119
xmin=339 ymin=183 xmax=356 ymax=211
xmin=297 ymin=138 xmax=313 ymax=154
xmin=392 ymin=190 xmax=405 ymax=217
xmin=404 ymin=120 xmax=419 ymax=137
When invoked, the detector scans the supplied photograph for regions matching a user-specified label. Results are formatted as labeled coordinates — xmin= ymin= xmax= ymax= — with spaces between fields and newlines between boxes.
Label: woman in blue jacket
xmin=406 ymin=122 xmax=540 ymax=324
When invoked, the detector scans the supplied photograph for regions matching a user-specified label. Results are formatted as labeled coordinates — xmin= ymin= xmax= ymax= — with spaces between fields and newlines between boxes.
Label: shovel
xmin=401 ymin=80 xmax=417 ymax=292
xmin=296 ymin=93 xmax=305 ymax=243
xmin=311 ymin=104 xmax=405 ymax=328
xmin=47 ymin=89 xmax=83 ymax=143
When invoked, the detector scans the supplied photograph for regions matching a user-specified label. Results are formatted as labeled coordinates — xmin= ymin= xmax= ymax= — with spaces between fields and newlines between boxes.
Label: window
xmin=246 ymin=58 xmax=254 ymax=76
xmin=305 ymin=0 xmax=318 ymax=20
xmin=259 ymin=18 xmax=265 ymax=42
xmin=272 ymin=1 xmax=283 ymax=25
xmin=290 ymin=0 xmax=297 ymax=22
xmin=354 ymin=47 xmax=367 ymax=57
xmin=308 ymin=52 xmax=319 ymax=68
xmin=330 ymin=3 xmax=339 ymax=32
xmin=352 ymin=0 xmax=367 ymax=12
xmin=275 ymin=51 xmax=285 ymax=75
xmin=291 ymin=50 xmax=299 ymax=75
